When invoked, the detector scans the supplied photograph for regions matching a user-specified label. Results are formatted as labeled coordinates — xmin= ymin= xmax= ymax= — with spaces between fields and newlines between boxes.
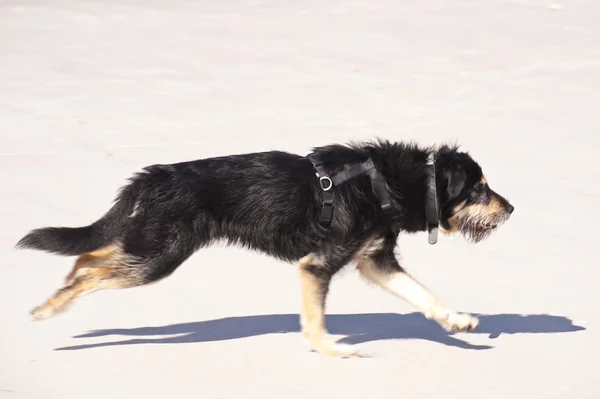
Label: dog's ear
xmin=435 ymin=145 xmax=468 ymax=200
xmin=445 ymin=167 xmax=466 ymax=198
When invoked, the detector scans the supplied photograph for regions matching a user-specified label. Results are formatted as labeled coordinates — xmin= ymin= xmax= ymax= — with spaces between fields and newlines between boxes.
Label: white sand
xmin=1 ymin=0 xmax=598 ymax=398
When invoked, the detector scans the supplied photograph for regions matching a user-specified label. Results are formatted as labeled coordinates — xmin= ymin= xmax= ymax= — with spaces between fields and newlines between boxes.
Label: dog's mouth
xmin=449 ymin=213 xmax=509 ymax=244
xmin=463 ymin=222 xmax=500 ymax=243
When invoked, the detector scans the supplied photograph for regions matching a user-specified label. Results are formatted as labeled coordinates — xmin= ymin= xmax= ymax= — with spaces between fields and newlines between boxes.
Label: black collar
xmin=425 ymin=154 xmax=439 ymax=245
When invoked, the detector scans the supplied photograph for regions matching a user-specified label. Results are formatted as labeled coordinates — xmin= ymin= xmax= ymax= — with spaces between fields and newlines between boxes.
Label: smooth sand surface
xmin=1 ymin=1 xmax=598 ymax=398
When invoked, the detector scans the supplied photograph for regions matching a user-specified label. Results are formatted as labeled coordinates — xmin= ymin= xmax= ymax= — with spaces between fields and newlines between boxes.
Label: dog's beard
xmin=453 ymin=212 xmax=509 ymax=244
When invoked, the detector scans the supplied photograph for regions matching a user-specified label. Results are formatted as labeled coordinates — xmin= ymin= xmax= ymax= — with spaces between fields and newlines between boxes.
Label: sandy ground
xmin=1 ymin=0 xmax=598 ymax=398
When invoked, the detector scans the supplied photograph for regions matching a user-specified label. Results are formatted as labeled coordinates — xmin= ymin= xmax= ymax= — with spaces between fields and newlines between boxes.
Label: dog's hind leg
xmin=30 ymin=225 xmax=197 ymax=321
xmin=357 ymin=254 xmax=479 ymax=333
xmin=63 ymin=245 xmax=121 ymax=285
xmin=29 ymin=244 xmax=143 ymax=321
xmin=298 ymin=254 xmax=361 ymax=357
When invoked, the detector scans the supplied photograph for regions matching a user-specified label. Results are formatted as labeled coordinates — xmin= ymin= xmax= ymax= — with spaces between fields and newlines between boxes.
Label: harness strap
xmin=307 ymin=157 xmax=335 ymax=225
xmin=307 ymin=154 xmax=393 ymax=227
xmin=330 ymin=159 xmax=376 ymax=185
xmin=368 ymin=168 xmax=393 ymax=213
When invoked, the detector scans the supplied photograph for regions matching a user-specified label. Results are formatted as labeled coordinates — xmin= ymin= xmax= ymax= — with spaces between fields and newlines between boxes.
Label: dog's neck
xmin=367 ymin=145 xmax=440 ymax=237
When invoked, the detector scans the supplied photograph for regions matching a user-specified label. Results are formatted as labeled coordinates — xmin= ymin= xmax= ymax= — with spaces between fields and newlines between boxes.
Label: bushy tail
xmin=16 ymin=185 xmax=138 ymax=256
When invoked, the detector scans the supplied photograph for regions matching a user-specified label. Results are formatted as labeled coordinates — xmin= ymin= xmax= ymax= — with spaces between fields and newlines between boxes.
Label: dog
xmin=16 ymin=139 xmax=514 ymax=357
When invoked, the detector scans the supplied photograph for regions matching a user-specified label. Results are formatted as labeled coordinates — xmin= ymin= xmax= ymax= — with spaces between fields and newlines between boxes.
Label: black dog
xmin=17 ymin=139 xmax=514 ymax=357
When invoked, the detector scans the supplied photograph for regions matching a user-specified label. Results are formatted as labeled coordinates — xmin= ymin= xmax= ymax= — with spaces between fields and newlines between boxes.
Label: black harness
xmin=307 ymin=153 xmax=439 ymax=245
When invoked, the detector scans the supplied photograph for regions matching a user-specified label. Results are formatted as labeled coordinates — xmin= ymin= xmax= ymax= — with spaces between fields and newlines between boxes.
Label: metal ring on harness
xmin=319 ymin=176 xmax=333 ymax=191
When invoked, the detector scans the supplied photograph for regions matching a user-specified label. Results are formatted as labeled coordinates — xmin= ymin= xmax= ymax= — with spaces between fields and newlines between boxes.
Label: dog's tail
xmin=16 ymin=184 xmax=138 ymax=256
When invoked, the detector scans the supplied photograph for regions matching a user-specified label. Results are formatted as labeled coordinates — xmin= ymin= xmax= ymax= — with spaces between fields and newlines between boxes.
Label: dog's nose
xmin=507 ymin=204 xmax=514 ymax=214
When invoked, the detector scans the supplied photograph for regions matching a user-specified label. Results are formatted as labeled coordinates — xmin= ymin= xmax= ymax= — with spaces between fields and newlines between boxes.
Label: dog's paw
xmin=305 ymin=336 xmax=364 ymax=358
xmin=438 ymin=311 xmax=479 ymax=333
xmin=29 ymin=301 xmax=70 ymax=321
xmin=29 ymin=305 xmax=55 ymax=321
xmin=318 ymin=342 xmax=364 ymax=358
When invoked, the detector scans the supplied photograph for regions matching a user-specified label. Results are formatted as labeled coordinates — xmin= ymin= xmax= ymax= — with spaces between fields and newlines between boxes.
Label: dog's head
xmin=435 ymin=145 xmax=514 ymax=243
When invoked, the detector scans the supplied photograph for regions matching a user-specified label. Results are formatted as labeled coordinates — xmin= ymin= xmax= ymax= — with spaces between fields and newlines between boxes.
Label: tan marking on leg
xmin=88 ymin=245 xmax=120 ymax=258
xmin=31 ymin=245 xmax=141 ymax=321
xmin=65 ymin=244 xmax=120 ymax=284
xmin=299 ymin=267 xmax=325 ymax=340
xmin=357 ymin=259 xmax=479 ymax=332
xmin=298 ymin=253 xmax=326 ymax=269
xmin=298 ymin=253 xmax=326 ymax=340
xmin=298 ymin=255 xmax=359 ymax=357
xmin=353 ymin=236 xmax=385 ymax=260
xmin=358 ymin=259 xmax=442 ymax=316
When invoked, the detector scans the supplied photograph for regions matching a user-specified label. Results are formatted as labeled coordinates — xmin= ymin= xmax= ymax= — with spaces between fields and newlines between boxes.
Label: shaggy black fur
xmin=17 ymin=139 xmax=513 ymax=282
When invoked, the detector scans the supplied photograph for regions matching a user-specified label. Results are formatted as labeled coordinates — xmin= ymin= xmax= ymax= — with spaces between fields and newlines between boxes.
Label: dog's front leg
xmin=357 ymin=257 xmax=479 ymax=333
xmin=298 ymin=254 xmax=360 ymax=357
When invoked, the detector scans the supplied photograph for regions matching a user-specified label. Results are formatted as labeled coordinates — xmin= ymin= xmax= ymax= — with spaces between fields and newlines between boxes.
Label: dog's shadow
xmin=55 ymin=312 xmax=585 ymax=351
